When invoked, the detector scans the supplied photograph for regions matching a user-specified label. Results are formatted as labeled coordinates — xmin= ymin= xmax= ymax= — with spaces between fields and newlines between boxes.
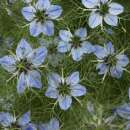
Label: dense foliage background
xmin=0 ymin=0 xmax=130 ymax=130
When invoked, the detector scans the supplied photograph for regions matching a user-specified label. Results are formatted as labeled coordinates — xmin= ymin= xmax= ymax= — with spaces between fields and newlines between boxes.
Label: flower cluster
xmin=0 ymin=0 xmax=129 ymax=129
xmin=0 ymin=111 xmax=60 ymax=130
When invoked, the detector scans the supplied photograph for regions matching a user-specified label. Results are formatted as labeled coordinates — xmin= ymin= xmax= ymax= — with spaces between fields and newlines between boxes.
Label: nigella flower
xmin=57 ymin=27 xmax=95 ymax=61
xmin=94 ymin=42 xmax=129 ymax=79
xmin=81 ymin=0 xmax=124 ymax=28
xmin=39 ymin=118 xmax=60 ymax=130
xmin=0 ymin=39 xmax=47 ymax=94
xmin=22 ymin=0 xmax=62 ymax=37
xmin=0 ymin=111 xmax=37 ymax=130
xmin=45 ymin=71 xmax=87 ymax=110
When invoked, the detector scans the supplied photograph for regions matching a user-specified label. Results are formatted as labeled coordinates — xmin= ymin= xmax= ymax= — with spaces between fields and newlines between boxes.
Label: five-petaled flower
xmin=0 ymin=111 xmax=37 ymax=130
xmin=57 ymin=27 xmax=95 ymax=61
xmin=22 ymin=0 xmax=62 ymax=37
xmin=94 ymin=42 xmax=129 ymax=79
xmin=82 ymin=0 xmax=124 ymax=28
xmin=0 ymin=39 xmax=47 ymax=94
xmin=45 ymin=71 xmax=87 ymax=110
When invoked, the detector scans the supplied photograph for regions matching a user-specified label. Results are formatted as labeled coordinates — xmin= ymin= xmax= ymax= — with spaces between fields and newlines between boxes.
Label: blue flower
xmin=0 ymin=39 xmax=47 ymax=94
xmin=0 ymin=111 xmax=37 ymax=130
xmin=45 ymin=71 xmax=87 ymax=110
xmin=94 ymin=42 xmax=129 ymax=79
xmin=82 ymin=0 xmax=124 ymax=28
xmin=57 ymin=27 xmax=95 ymax=61
xmin=39 ymin=118 xmax=60 ymax=130
xmin=22 ymin=0 xmax=62 ymax=37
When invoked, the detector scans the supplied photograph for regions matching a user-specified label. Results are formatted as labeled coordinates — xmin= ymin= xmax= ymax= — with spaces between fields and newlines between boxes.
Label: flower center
xmin=17 ymin=59 xmax=32 ymax=73
xmin=48 ymin=44 xmax=57 ymax=54
xmin=35 ymin=10 xmax=47 ymax=22
xmin=99 ymin=3 xmax=109 ymax=16
xmin=58 ymin=83 xmax=70 ymax=96
xmin=104 ymin=54 xmax=117 ymax=66
xmin=71 ymin=36 xmax=81 ymax=48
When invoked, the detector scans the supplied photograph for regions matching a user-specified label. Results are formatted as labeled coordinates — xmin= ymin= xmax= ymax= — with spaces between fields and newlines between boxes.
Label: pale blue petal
xmin=94 ymin=45 xmax=107 ymax=59
xmin=48 ymin=73 xmax=61 ymax=88
xmin=87 ymin=101 xmax=95 ymax=113
xmin=22 ymin=123 xmax=37 ymax=130
xmin=110 ymin=65 xmax=123 ymax=78
xmin=105 ymin=42 xmax=115 ymax=55
xmin=16 ymin=39 xmax=32 ymax=59
xmin=48 ymin=118 xmax=60 ymax=130
xmin=108 ymin=2 xmax=124 ymax=15
xmin=38 ymin=124 xmax=48 ymax=130
xmin=100 ymin=0 xmax=108 ymax=4
xmin=0 ymin=112 xmax=15 ymax=127
xmin=57 ymin=41 xmax=71 ymax=53
xmin=104 ymin=14 xmax=118 ymax=26
xmin=45 ymin=87 xmax=58 ymax=99
xmin=46 ymin=5 xmax=62 ymax=19
xmin=89 ymin=12 xmax=102 ymax=28
xmin=27 ymin=70 xmax=42 ymax=89
xmin=96 ymin=63 xmax=108 ymax=75
xmin=22 ymin=6 xmax=36 ymax=21
xmin=30 ymin=20 xmax=42 ymax=37
xmin=71 ymin=47 xmax=83 ymax=61
xmin=66 ymin=71 xmax=79 ymax=85
xmin=18 ymin=111 xmax=30 ymax=127
xmin=81 ymin=0 xmax=99 ymax=8
xmin=81 ymin=41 xmax=95 ymax=54
xmin=70 ymin=84 xmax=86 ymax=97
xmin=0 ymin=55 xmax=16 ymax=73
xmin=116 ymin=103 xmax=130 ymax=120
xmin=27 ymin=47 xmax=47 ymax=67
xmin=17 ymin=72 xmax=27 ymax=94
xmin=58 ymin=95 xmax=72 ymax=110
xmin=36 ymin=0 xmax=51 ymax=10
xmin=116 ymin=54 xmax=129 ymax=67
xmin=59 ymin=30 xmax=72 ymax=42
xmin=74 ymin=28 xmax=87 ymax=39
xmin=42 ymin=21 xmax=54 ymax=36
xmin=38 ymin=123 xmax=48 ymax=130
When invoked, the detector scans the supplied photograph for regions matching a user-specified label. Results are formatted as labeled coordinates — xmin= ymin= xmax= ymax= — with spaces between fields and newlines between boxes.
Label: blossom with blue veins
xmin=81 ymin=0 xmax=124 ymax=28
xmin=94 ymin=42 xmax=129 ymax=79
xmin=45 ymin=71 xmax=87 ymax=110
xmin=39 ymin=118 xmax=60 ymax=130
xmin=22 ymin=0 xmax=63 ymax=37
xmin=57 ymin=27 xmax=95 ymax=61
xmin=0 ymin=39 xmax=47 ymax=94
